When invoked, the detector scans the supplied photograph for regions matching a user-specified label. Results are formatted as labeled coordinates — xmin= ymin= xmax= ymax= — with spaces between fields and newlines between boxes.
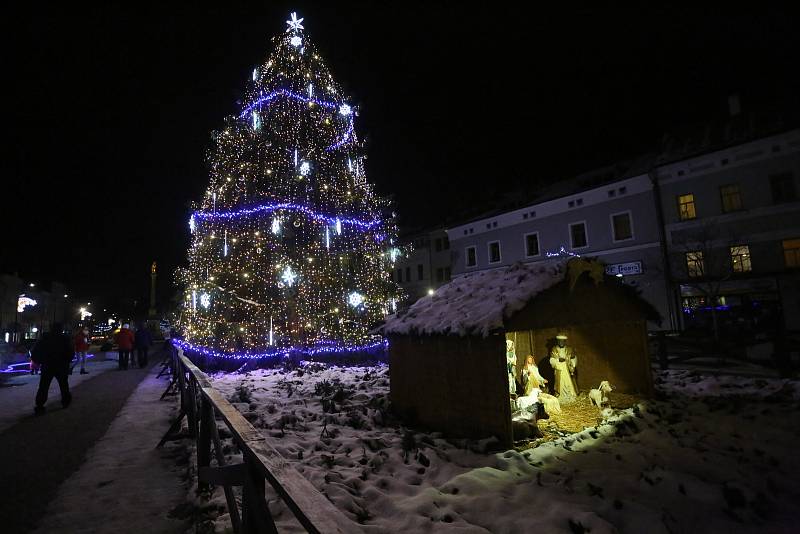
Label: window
xmin=677 ymin=194 xmax=696 ymax=220
xmin=611 ymin=212 xmax=633 ymax=242
xmin=568 ymin=200 xmax=575 ymax=208
xmin=434 ymin=238 xmax=442 ymax=252
xmin=488 ymin=241 xmax=501 ymax=263
xmin=569 ymin=222 xmax=588 ymax=249
xmin=444 ymin=267 xmax=451 ymax=280
xmin=436 ymin=267 xmax=444 ymax=282
xmin=770 ymin=172 xmax=797 ymax=203
xmin=720 ymin=184 xmax=742 ymax=212
xmin=417 ymin=264 xmax=424 ymax=281
xmin=524 ymin=232 xmax=540 ymax=257
xmin=730 ymin=245 xmax=752 ymax=273
xmin=396 ymin=268 xmax=403 ymax=283
xmin=405 ymin=266 xmax=411 ymax=281
xmin=466 ymin=246 xmax=477 ymax=267
xmin=443 ymin=236 xmax=450 ymax=250
xmin=608 ymin=189 xmax=616 ymax=198
xmin=686 ymin=251 xmax=705 ymax=278
xmin=618 ymin=186 xmax=627 ymax=195
xmin=784 ymin=238 xmax=800 ymax=268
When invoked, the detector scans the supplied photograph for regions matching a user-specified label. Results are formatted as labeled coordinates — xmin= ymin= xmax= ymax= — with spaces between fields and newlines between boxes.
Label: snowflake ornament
xmin=281 ymin=265 xmax=297 ymax=287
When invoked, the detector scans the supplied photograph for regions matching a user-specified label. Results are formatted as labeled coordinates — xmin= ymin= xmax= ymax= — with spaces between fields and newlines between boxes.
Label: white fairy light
xmin=189 ymin=214 xmax=196 ymax=233
xmin=335 ymin=218 xmax=342 ymax=235
xmin=252 ymin=68 xmax=258 ymax=81
xmin=271 ymin=217 xmax=281 ymax=235
xmin=308 ymin=83 xmax=313 ymax=97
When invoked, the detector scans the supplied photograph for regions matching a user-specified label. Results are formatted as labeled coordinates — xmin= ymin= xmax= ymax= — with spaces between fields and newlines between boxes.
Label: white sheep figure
xmin=589 ymin=380 xmax=613 ymax=408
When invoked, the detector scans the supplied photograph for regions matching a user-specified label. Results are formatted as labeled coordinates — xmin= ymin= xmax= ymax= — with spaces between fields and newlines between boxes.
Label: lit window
xmin=611 ymin=212 xmax=633 ymax=241
xmin=720 ymin=184 xmax=742 ymax=212
xmin=678 ymin=194 xmax=696 ymax=220
xmin=686 ymin=251 xmax=705 ymax=278
xmin=730 ymin=245 xmax=752 ymax=273
xmin=570 ymin=222 xmax=588 ymax=249
xmin=783 ymin=238 xmax=800 ymax=268
xmin=488 ymin=241 xmax=501 ymax=263
xmin=466 ymin=246 xmax=477 ymax=268
xmin=525 ymin=233 xmax=540 ymax=257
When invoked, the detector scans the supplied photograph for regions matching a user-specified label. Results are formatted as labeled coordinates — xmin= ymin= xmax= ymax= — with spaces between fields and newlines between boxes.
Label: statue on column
xmin=148 ymin=261 xmax=157 ymax=318
xmin=549 ymin=333 xmax=578 ymax=401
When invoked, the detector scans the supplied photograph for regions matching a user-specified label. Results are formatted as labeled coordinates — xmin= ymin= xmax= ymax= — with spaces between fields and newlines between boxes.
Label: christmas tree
xmin=179 ymin=13 xmax=399 ymax=359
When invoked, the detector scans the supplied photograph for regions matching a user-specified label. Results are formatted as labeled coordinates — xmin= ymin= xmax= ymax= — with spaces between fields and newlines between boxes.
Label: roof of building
xmin=381 ymin=260 xmax=567 ymax=337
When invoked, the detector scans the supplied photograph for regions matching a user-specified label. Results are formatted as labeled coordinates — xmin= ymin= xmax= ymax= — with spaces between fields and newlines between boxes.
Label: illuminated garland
xmin=193 ymin=201 xmax=380 ymax=230
xmin=173 ymin=337 xmax=388 ymax=360
xmin=239 ymin=89 xmax=354 ymax=151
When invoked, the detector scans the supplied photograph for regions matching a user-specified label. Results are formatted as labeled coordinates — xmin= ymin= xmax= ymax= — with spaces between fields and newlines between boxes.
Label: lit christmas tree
xmin=178 ymin=12 xmax=399 ymax=359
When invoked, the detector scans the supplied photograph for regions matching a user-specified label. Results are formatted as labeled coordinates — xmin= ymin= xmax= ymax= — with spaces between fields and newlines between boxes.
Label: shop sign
xmin=605 ymin=261 xmax=643 ymax=276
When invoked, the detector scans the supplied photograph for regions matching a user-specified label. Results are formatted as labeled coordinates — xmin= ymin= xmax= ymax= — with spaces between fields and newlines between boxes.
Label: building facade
xmin=655 ymin=128 xmax=800 ymax=331
xmin=0 ymin=274 xmax=73 ymax=345
xmin=393 ymin=228 xmax=453 ymax=305
xmin=444 ymin=127 xmax=800 ymax=332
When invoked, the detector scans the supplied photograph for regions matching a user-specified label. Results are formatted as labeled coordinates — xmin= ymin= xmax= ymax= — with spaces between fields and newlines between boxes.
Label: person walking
xmin=31 ymin=323 xmax=73 ymax=415
xmin=74 ymin=326 xmax=91 ymax=374
xmin=134 ymin=323 xmax=153 ymax=368
xmin=115 ymin=323 xmax=135 ymax=370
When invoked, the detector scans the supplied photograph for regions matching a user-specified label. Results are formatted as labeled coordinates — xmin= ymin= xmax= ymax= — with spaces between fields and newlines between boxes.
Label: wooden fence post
xmin=242 ymin=463 xmax=278 ymax=534
xmin=198 ymin=395 xmax=213 ymax=492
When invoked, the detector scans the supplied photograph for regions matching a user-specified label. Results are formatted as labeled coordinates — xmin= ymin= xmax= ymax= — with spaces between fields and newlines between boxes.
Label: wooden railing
xmin=158 ymin=343 xmax=359 ymax=534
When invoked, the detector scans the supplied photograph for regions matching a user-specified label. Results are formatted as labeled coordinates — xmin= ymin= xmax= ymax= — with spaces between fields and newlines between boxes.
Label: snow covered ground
xmin=196 ymin=364 xmax=800 ymax=533
xmin=0 ymin=359 xmax=118 ymax=432
xmin=31 ymin=364 xmax=189 ymax=534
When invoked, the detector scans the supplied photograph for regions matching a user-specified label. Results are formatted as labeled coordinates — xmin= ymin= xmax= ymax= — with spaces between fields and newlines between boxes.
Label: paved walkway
xmin=0 ymin=345 xmax=188 ymax=534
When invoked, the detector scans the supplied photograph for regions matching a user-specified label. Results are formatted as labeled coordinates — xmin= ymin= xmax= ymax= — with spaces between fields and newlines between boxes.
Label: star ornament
xmin=286 ymin=12 xmax=304 ymax=32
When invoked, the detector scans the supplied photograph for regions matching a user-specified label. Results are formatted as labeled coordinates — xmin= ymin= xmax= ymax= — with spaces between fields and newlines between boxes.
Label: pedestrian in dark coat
xmin=134 ymin=324 xmax=153 ymax=368
xmin=115 ymin=324 xmax=135 ymax=370
xmin=31 ymin=323 xmax=73 ymax=415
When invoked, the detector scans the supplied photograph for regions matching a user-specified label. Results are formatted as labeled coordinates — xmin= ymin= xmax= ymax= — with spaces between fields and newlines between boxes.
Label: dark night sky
xmin=3 ymin=3 xmax=798 ymax=311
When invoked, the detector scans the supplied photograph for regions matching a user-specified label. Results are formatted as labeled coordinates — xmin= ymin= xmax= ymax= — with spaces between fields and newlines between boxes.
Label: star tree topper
xmin=286 ymin=12 xmax=304 ymax=32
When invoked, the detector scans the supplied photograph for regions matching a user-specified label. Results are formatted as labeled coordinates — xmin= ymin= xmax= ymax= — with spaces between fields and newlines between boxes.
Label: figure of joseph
xmin=549 ymin=333 xmax=578 ymax=401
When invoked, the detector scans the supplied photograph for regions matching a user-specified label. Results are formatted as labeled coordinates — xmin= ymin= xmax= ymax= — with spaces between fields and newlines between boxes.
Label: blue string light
xmin=239 ymin=89 xmax=353 ymax=151
xmin=193 ymin=201 xmax=381 ymax=230
xmin=172 ymin=337 xmax=388 ymax=360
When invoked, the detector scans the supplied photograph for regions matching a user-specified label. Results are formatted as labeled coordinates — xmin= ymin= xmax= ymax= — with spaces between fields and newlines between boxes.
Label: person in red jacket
xmin=115 ymin=324 xmax=135 ymax=370
xmin=74 ymin=326 xmax=91 ymax=374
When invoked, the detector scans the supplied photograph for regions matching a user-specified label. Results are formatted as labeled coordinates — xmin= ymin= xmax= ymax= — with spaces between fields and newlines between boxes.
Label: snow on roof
xmin=382 ymin=261 xmax=567 ymax=337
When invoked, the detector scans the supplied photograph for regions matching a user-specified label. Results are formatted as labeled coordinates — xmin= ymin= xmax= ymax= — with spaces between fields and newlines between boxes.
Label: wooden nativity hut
xmin=381 ymin=258 xmax=659 ymax=446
